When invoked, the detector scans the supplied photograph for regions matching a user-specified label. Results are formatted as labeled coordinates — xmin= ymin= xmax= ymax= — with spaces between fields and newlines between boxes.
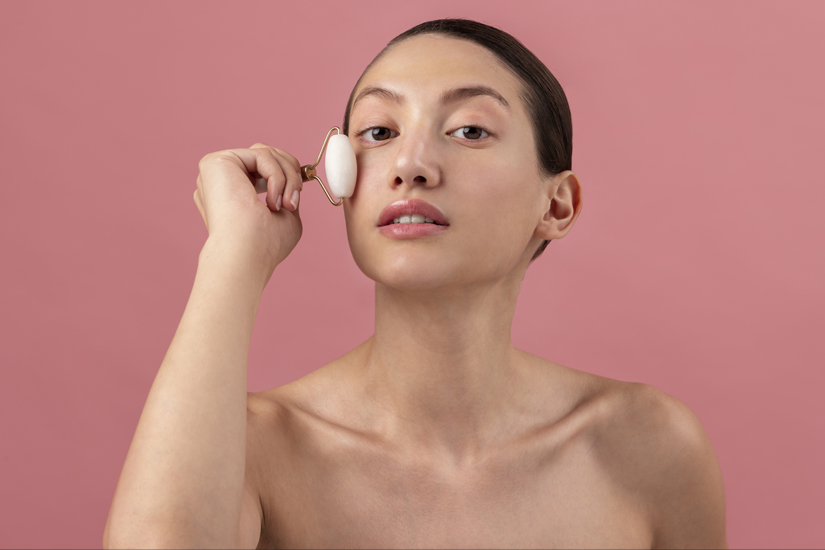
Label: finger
xmin=240 ymin=147 xmax=285 ymax=211
xmin=271 ymin=150 xmax=303 ymax=211
xmin=249 ymin=144 xmax=303 ymax=211
xmin=271 ymin=148 xmax=301 ymax=172
xmin=193 ymin=188 xmax=208 ymax=230
xmin=208 ymin=147 xmax=284 ymax=193
xmin=262 ymin=154 xmax=287 ymax=212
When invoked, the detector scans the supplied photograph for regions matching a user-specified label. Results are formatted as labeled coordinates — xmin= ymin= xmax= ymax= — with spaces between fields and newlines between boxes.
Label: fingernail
xmin=276 ymin=194 xmax=282 ymax=211
xmin=291 ymin=190 xmax=300 ymax=209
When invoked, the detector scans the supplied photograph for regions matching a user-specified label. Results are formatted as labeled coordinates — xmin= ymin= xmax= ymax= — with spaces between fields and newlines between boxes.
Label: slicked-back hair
xmin=342 ymin=18 xmax=573 ymax=261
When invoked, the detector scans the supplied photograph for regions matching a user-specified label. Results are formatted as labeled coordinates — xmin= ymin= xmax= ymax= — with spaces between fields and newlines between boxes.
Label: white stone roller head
xmin=324 ymin=134 xmax=357 ymax=199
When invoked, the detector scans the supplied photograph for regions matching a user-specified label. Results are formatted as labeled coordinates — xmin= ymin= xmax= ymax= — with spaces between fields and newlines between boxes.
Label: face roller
xmin=299 ymin=127 xmax=357 ymax=206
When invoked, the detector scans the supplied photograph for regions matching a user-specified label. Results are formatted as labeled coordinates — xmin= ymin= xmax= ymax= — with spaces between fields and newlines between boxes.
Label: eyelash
xmin=356 ymin=124 xmax=493 ymax=143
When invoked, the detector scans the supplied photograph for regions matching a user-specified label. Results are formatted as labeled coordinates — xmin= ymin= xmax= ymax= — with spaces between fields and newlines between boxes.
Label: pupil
xmin=464 ymin=127 xmax=481 ymax=139
xmin=372 ymin=128 xmax=390 ymax=140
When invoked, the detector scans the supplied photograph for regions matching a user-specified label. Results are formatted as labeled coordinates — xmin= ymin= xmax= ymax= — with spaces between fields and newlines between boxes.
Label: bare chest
xmin=258 ymin=440 xmax=652 ymax=549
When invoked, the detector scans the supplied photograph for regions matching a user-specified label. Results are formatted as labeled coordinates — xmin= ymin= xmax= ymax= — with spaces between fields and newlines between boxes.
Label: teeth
xmin=391 ymin=215 xmax=437 ymax=224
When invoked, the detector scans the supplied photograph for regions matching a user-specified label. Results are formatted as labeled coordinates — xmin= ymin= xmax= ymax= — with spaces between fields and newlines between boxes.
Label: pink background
xmin=1 ymin=1 xmax=823 ymax=548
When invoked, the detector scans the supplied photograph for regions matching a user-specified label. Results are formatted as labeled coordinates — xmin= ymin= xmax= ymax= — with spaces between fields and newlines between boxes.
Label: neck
xmin=360 ymin=275 xmax=524 ymax=457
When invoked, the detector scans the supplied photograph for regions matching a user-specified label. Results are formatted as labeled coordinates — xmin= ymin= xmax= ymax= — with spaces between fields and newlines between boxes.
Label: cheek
xmin=344 ymin=149 xmax=386 ymax=213
xmin=342 ymin=173 xmax=384 ymax=277
xmin=459 ymin=164 xmax=544 ymax=264
xmin=462 ymin=156 xmax=540 ymax=228
xmin=343 ymin=195 xmax=369 ymax=252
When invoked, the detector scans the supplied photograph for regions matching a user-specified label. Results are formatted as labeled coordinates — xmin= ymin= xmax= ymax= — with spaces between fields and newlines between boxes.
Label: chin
xmin=376 ymin=268 xmax=454 ymax=294
xmin=351 ymin=244 xmax=468 ymax=293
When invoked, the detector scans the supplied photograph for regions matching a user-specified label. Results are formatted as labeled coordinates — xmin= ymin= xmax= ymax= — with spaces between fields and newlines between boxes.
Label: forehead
xmin=353 ymin=35 xmax=524 ymax=112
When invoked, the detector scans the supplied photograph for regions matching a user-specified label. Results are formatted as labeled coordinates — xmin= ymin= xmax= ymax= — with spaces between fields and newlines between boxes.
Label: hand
xmin=193 ymin=143 xmax=304 ymax=288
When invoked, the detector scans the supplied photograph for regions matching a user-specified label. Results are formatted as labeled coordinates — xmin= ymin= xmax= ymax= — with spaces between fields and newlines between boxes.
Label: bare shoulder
xmin=247 ymin=358 xmax=353 ymax=426
xmin=244 ymin=377 xmax=323 ymax=446
xmin=244 ymin=355 xmax=367 ymax=449
xmin=519 ymin=353 xmax=726 ymax=547
xmin=590 ymin=380 xmax=728 ymax=548
xmin=241 ymin=379 xmax=337 ymax=550
xmin=240 ymin=391 xmax=299 ymax=550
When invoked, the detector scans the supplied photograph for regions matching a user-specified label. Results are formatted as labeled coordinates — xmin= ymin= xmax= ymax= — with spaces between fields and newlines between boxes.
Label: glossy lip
xmin=377 ymin=199 xmax=450 ymax=227
xmin=379 ymin=223 xmax=448 ymax=239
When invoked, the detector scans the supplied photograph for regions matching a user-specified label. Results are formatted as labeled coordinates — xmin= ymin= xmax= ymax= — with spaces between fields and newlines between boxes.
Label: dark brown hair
xmin=342 ymin=18 xmax=573 ymax=261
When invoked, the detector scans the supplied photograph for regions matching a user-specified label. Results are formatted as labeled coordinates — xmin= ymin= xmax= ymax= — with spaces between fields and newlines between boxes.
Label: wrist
xmin=197 ymin=238 xmax=273 ymax=296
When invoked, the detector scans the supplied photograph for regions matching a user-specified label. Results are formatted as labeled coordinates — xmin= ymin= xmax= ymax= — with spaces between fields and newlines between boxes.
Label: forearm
xmin=105 ymin=239 xmax=266 ymax=548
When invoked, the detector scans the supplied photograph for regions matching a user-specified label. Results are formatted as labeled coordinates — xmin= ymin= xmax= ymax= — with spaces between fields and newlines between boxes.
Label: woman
xmin=104 ymin=19 xmax=727 ymax=549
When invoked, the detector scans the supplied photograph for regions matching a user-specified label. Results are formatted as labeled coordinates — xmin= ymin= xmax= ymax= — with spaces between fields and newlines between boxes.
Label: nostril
xmin=393 ymin=175 xmax=428 ymax=185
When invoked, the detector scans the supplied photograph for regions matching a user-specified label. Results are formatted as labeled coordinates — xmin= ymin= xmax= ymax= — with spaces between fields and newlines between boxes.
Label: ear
xmin=535 ymin=170 xmax=583 ymax=241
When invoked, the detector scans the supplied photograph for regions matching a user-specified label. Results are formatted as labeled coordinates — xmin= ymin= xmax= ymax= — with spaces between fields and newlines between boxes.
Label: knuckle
xmin=198 ymin=152 xmax=217 ymax=170
xmin=199 ymin=150 xmax=239 ymax=169
xmin=289 ymin=168 xmax=302 ymax=187
xmin=274 ymin=148 xmax=299 ymax=166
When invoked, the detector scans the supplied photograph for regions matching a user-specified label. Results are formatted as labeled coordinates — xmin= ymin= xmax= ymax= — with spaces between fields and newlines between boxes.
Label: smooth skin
xmin=103 ymin=35 xmax=726 ymax=549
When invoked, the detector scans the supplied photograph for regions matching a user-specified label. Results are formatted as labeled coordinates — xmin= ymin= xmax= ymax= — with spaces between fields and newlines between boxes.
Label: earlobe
xmin=537 ymin=170 xmax=583 ymax=240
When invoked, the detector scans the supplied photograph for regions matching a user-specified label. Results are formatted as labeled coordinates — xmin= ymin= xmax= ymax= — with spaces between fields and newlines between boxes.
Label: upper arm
xmin=656 ymin=400 xmax=727 ymax=547
xmin=236 ymin=395 xmax=273 ymax=550
xmin=637 ymin=386 xmax=728 ymax=549
xmin=599 ymin=384 xmax=727 ymax=549
xmin=237 ymin=475 xmax=263 ymax=549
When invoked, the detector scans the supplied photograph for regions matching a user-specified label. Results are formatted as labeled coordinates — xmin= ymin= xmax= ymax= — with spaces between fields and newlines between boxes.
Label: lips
xmin=377 ymin=199 xmax=449 ymax=227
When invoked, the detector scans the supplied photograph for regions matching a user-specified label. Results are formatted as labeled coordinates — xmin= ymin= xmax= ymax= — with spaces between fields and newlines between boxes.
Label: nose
xmin=387 ymin=128 xmax=441 ymax=191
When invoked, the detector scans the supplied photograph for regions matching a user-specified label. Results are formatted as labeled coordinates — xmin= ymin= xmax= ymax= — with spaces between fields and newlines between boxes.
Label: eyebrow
xmin=352 ymin=85 xmax=511 ymax=112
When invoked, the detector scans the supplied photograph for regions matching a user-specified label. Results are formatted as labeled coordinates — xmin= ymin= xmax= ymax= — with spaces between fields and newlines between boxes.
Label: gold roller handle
xmin=300 ymin=126 xmax=343 ymax=206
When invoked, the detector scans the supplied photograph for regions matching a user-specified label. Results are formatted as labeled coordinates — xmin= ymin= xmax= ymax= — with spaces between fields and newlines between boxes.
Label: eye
xmin=360 ymin=127 xmax=398 ymax=142
xmin=449 ymin=126 xmax=489 ymax=140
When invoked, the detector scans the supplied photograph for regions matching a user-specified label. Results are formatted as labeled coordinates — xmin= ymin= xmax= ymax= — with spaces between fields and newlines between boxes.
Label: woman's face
xmin=344 ymin=35 xmax=554 ymax=292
